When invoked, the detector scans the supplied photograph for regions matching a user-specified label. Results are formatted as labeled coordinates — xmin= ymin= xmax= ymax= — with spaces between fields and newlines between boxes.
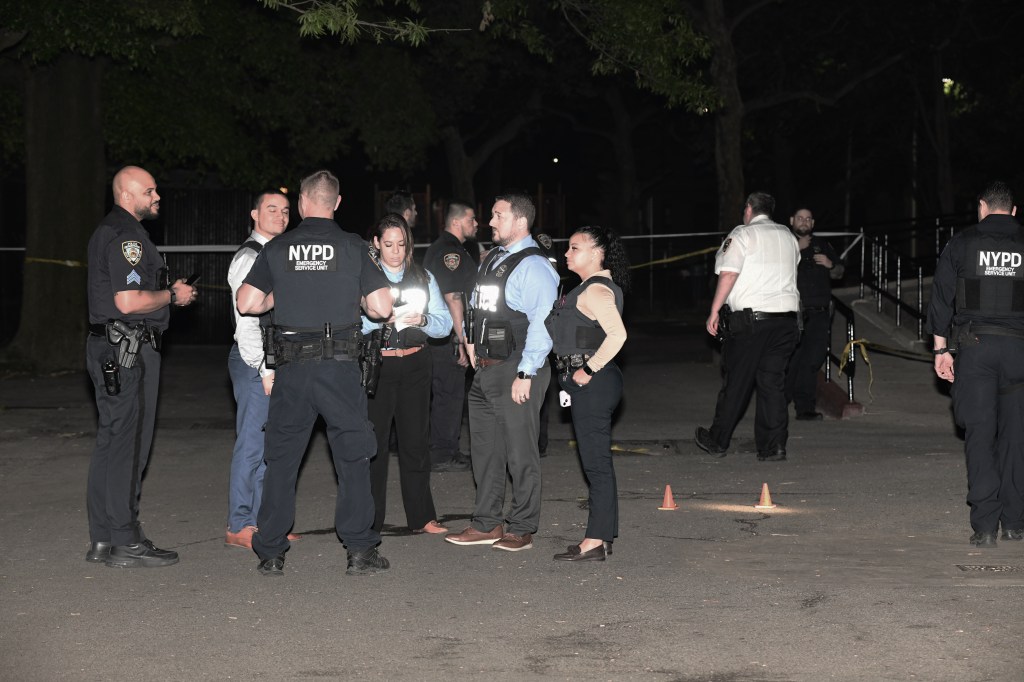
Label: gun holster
xmin=106 ymin=320 xmax=145 ymax=369
xmin=360 ymin=329 xmax=384 ymax=396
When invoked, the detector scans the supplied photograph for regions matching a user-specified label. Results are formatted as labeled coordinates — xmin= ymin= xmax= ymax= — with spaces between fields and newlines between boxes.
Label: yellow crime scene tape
xmin=24 ymin=256 xmax=87 ymax=268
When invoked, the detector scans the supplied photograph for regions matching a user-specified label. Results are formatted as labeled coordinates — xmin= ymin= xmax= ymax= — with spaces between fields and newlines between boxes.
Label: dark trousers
xmin=786 ymin=309 xmax=831 ymax=414
xmin=252 ymin=358 xmax=378 ymax=560
xmin=710 ymin=317 xmax=799 ymax=452
xmin=428 ymin=339 xmax=467 ymax=464
xmin=468 ymin=354 xmax=549 ymax=535
xmin=368 ymin=348 xmax=437 ymax=531
xmin=559 ymin=363 xmax=622 ymax=541
xmin=85 ymin=337 xmax=161 ymax=546
xmin=952 ymin=335 xmax=1024 ymax=533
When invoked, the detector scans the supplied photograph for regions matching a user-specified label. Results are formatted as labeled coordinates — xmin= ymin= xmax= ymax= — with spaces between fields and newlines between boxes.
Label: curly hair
xmin=575 ymin=225 xmax=631 ymax=292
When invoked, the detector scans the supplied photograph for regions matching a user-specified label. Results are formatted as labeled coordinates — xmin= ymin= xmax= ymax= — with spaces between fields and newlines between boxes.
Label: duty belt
xmin=969 ymin=325 xmax=1024 ymax=340
xmin=89 ymin=321 xmax=162 ymax=352
xmin=554 ymin=353 xmax=591 ymax=372
xmin=275 ymin=336 xmax=355 ymax=363
xmin=752 ymin=311 xmax=798 ymax=321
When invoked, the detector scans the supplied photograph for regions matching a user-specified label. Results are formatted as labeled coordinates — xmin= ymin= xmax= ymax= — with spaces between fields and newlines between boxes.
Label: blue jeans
xmin=227 ymin=344 xmax=269 ymax=532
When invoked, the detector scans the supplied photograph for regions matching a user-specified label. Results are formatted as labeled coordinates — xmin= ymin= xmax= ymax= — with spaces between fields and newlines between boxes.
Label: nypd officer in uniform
xmin=237 ymin=170 xmax=393 ymax=576
xmin=85 ymin=165 xmax=197 ymax=568
xmin=445 ymin=191 xmax=559 ymax=552
xmin=928 ymin=180 xmax=1024 ymax=548
xmin=695 ymin=191 xmax=800 ymax=462
xmin=422 ymin=201 xmax=479 ymax=472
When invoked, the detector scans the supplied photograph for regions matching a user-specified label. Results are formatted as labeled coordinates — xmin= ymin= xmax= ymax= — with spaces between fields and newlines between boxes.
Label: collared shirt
xmin=475 ymin=235 xmax=559 ymax=374
xmin=228 ymin=231 xmax=271 ymax=375
xmin=716 ymin=214 xmax=800 ymax=313
xmin=361 ymin=266 xmax=453 ymax=339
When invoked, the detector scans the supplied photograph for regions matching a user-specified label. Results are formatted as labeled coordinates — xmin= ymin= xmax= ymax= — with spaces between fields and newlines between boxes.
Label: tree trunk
xmin=10 ymin=53 xmax=105 ymax=371
xmin=440 ymin=125 xmax=476 ymax=206
xmin=705 ymin=0 xmax=745 ymax=229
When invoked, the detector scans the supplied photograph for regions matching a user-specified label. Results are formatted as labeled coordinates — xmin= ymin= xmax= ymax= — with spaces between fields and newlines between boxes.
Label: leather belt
xmin=752 ymin=311 xmax=798 ymax=321
xmin=381 ymin=345 xmax=424 ymax=357
xmin=477 ymin=357 xmax=504 ymax=368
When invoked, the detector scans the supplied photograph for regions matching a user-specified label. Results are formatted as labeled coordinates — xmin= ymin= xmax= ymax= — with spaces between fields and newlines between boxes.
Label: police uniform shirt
xmin=243 ymin=217 xmax=389 ymax=328
xmin=87 ymin=205 xmax=170 ymax=331
xmin=927 ymin=212 xmax=1024 ymax=335
xmin=715 ymin=214 xmax=800 ymax=313
xmin=797 ymin=236 xmax=839 ymax=308
xmin=423 ymin=231 xmax=477 ymax=309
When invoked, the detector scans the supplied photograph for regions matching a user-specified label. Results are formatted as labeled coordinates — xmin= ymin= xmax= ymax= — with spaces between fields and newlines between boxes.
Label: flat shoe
xmin=414 ymin=520 xmax=449 ymax=534
xmin=553 ymin=545 xmax=606 ymax=562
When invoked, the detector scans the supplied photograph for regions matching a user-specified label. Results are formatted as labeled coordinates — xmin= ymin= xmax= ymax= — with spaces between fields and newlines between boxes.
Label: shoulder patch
xmin=122 ymin=241 xmax=142 ymax=266
xmin=367 ymin=243 xmax=383 ymax=270
xmin=720 ymin=238 xmax=732 ymax=254
xmin=443 ymin=253 xmax=461 ymax=271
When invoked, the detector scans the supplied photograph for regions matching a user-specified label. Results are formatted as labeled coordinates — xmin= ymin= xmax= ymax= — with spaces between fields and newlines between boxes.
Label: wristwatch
xmin=168 ymin=287 xmax=177 ymax=305
xmin=582 ymin=364 xmax=594 ymax=376
xmin=517 ymin=371 xmax=535 ymax=380
xmin=932 ymin=347 xmax=949 ymax=355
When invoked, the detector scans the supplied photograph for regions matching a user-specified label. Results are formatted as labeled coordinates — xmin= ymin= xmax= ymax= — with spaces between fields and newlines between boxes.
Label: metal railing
xmin=826 ymin=297 xmax=858 ymax=402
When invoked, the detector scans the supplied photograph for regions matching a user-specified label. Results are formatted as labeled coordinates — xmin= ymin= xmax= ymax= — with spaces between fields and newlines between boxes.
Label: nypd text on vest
xmin=289 ymin=244 xmax=336 ymax=272
xmin=977 ymin=250 xmax=1023 ymax=277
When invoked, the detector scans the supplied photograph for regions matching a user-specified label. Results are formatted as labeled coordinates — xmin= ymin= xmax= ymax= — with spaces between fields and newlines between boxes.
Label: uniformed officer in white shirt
xmin=696 ymin=191 xmax=800 ymax=462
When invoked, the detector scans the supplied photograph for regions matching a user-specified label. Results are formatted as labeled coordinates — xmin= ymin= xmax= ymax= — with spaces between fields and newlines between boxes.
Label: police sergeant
xmin=85 ymin=165 xmax=196 ymax=568
xmin=928 ymin=180 xmax=1024 ymax=547
xmin=236 ymin=170 xmax=393 ymax=576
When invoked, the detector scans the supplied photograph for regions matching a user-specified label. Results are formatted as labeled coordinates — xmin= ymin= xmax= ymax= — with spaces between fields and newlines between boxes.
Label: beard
xmin=138 ymin=202 xmax=160 ymax=220
xmin=793 ymin=227 xmax=812 ymax=237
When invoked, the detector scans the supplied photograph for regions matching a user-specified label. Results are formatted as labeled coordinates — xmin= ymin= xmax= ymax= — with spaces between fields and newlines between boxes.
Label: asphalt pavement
xmin=1 ymin=313 xmax=1023 ymax=681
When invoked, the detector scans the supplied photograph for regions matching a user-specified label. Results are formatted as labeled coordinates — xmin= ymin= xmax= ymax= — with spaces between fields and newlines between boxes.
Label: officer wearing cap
xmin=237 ymin=169 xmax=393 ymax=577
xmin=695 ymin=191 xmax=800 ymax=462
xmin=928 ymin=180 xmax=1024 ymax=548
xmin=85 ymin=165 xmax=196 ymax=568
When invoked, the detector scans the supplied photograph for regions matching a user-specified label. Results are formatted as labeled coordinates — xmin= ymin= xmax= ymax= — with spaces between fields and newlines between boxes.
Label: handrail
xmin=827 ymin=297 xmax=857 ymax=403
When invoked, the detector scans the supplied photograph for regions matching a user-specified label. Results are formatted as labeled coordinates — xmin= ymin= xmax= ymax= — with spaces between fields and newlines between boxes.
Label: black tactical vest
xmin=955 ymin=227 xmax=1024 ymax=316
xmin=388 ymin=268 xmax=430 ymax=349
xmin=472 ymin=247 xmax=546 ymax=360
xmin=546 ymin=276 xmax=623 ymax=356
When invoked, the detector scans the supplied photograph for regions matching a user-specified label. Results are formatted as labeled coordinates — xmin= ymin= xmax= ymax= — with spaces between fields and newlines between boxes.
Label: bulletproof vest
xmin=955 ymin=227 xmax=1024 ymax=316
xmin=546 ymin=276 xmax=623 ymax=356
xmin=389 ymin=269 xmax=430 ymax=349
xmin=267 ymin=223 xmax=364 ymax=334
xmin=472 ymin=247 xmax=547 ymax=359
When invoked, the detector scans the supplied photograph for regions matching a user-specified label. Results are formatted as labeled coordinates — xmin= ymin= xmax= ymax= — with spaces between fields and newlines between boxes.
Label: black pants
xmin=368 ymin=348 xmax=437 ymax=531
xmin=428 ymin=339 xmax=467 ymax=464
xmin=786 ymin=308 xmax=830 ymax=414
xmin=85 ymin=336 xmax=161 ymax=546
xmin=252 ymin=357 xmax=378 ymax=560
xmin=710 ymin=317 xmax=799 ymax=452
xmin=559 ymin=363 xmax=622 ymax=541
xmin=952 ymin=334 xmax=1024 ymax=533
xmin=468 ymin=354 xmax=549 ymax=535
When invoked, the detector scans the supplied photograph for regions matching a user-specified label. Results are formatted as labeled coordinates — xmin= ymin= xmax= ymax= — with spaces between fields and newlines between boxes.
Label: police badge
xmin=443 ymin=253 xmax=461 ymax=271
xmin=122 ymin=241 xmax=142 ymax=266
xmin=720 ymin=238 xmax=732 ymax=254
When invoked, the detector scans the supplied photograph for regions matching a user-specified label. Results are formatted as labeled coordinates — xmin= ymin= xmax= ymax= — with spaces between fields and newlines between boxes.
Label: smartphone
xmin=184 ymin=273 xmax=201 ymax=286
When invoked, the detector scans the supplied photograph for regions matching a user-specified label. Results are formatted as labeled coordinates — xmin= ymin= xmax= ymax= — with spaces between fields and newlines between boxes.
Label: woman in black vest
xmin=546 ymin=226 xmax=630 ymax=561
xmin=362 ymin=214 xmax=453 ymax=535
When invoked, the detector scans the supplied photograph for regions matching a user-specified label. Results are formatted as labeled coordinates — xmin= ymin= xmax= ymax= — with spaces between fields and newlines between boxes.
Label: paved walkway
xmin=1 ymin=319 xmax=1022 ymax=681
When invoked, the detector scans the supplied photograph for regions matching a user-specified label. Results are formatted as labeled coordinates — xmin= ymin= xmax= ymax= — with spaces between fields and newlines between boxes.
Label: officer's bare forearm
xmin=363 ymin=287 xmax=393 ymax=321
xmin=445 ymin=291 xmax=466 ymax=340
xmin=114 ymin=289 xmax=173 ymax=314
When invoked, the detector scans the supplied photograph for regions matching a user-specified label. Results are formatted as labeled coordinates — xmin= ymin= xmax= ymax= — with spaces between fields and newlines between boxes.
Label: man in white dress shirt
xmin=696 ymin=191 xmax=800 ymax=462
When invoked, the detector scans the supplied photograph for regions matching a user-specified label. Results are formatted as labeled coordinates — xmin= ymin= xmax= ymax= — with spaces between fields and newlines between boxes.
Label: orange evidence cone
xmin=755 ymin=482 xmax=776 ymax=509
xmin=657 ymin=484 xmax=679 ymax=510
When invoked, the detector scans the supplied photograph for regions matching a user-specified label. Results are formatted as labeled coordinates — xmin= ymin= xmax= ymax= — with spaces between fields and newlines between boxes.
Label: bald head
xmin=113 ymin=166 xmax=160 ymax=221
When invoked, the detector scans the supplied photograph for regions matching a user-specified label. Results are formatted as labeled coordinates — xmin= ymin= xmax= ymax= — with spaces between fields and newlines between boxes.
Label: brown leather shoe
xmin=444 ymin=524 xmax=503 ymax=546
xmin=492 ymin=532 xmax=533 ymax=552
xmin=225 ymin=525 xmax=257 ymax=549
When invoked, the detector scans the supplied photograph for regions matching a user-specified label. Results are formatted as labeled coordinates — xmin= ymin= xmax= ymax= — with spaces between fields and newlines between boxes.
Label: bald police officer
xmin=237 ymin=170 xmax=393 ymax=576
xmin=85 ymin=165 xmax=196 ymax=568
xmin=696 ymin=191 xmax=800 ymax=462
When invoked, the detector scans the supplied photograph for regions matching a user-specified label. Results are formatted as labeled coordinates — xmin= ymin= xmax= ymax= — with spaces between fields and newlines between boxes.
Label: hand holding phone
xmin=185 ymin=273 xmax=201 ymax=286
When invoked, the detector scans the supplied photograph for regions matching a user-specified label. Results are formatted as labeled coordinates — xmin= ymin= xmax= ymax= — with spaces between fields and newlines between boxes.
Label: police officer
xmin=445 ymin=191 xmax=559 ymax=552
xmin=422 ymin=201 xmax=478 ymax=472
xmin=785 ymin=206 xmax=843 ymax=421
xmin=928 ymin=180 xmax=1024 ymax=548
xmin=236 ymin=170 xmax=393 ymax=576
xmin=85 ymin=165 xmax=197 ymax=568
xmin=695 ymin=191 xmax=800 ymax=462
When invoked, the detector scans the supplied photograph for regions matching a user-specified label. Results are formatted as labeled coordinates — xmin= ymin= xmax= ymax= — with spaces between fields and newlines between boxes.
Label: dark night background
xmin=2 ymin=0 xmax=1023 ymax=368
